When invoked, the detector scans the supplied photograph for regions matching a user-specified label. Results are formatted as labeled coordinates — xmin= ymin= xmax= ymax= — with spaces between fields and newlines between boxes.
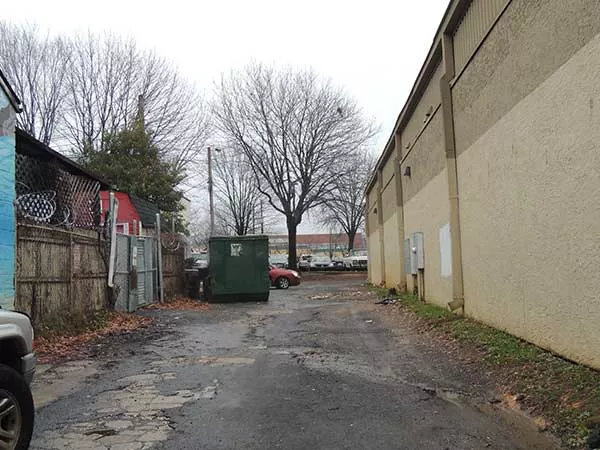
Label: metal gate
xmin=136 ymin=237 xmax=157 ymax=307
xmin=114 ymin=234 xmax=132 ymax=311
xmin=113 ymin=234 xmax=158 ymax=312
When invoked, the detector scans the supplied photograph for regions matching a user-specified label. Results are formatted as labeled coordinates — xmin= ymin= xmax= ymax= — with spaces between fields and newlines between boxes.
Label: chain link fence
xmin=15 ymin=153 xmax=101 ymax=229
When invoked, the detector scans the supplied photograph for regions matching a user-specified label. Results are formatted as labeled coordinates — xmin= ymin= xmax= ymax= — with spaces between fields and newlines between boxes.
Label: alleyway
xmin=30 ymin=276 xmax=560 ymax=450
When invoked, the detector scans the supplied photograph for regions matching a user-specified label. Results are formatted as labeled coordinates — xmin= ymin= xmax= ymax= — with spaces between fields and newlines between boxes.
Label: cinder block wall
xmin=0 ymin=89 xmax=16 ymax=310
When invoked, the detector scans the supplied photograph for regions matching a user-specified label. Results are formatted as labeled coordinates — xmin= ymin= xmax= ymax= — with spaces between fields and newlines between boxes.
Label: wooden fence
xmin=15 ymin=224 xmax=187 ymax=329
xmin=162 ymin=245 xmax=184 ymax=299
xmin=15 ymin=224 xmax=108 ymax=328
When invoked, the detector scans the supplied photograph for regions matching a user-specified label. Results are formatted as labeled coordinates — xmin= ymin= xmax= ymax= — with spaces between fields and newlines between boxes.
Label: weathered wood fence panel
xmin=162 ymin=246 xmax=184 ymax=299
xmin=15 ymin=224 xmax=108 ymax=328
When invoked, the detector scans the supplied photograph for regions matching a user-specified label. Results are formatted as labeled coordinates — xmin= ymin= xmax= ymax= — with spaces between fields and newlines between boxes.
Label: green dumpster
xmin=205 ymin=235 xmax=270 ymax=302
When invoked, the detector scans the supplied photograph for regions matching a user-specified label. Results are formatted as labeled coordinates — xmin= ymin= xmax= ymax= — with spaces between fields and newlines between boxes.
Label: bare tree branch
xmin=62 ymin=32 xmax=211 ymax=175
xmin=213 ymin=63 xmax=378 ymax=268
xmin=318 ymin=149 xmax=376 ymax=251
xmin=0 ymin=22 xmax=70 ymax=144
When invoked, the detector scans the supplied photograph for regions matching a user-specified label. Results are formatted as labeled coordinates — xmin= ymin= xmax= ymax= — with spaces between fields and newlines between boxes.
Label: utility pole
xmin=260 ymin=200 xmax=264 ymax=234
xmin=207 ymin=147 xmax=220 ymax=236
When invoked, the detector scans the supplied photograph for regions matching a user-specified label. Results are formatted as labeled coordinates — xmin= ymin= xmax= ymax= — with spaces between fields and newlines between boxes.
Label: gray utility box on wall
xmin=411 ymin=232 xmax=425 ymax=272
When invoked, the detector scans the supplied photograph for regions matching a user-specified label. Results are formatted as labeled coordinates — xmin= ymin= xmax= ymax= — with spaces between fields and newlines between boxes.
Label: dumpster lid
xmin=209 ymin=235 xmax=269 ymax=242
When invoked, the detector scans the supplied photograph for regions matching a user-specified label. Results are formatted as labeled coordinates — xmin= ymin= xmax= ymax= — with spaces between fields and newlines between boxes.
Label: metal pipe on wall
xmin=440 ymin=32 xmax=465 ymax=311
xmin=393 ymin=133 xmax=407 ymax=292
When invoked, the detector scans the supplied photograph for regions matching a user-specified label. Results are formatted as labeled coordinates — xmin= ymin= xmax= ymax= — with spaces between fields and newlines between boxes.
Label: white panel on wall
xmin=440 ymin=223 xmax=452 ymax=278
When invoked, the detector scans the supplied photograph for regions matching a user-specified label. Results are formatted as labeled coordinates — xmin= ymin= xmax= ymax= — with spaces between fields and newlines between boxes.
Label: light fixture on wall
xmin=423 ymin=106 xmax=433 ymax=123
xmin=403 ymin=166 xmax=411 ymax=177
xmin=373 ymin=207 xmax=378 ymax=214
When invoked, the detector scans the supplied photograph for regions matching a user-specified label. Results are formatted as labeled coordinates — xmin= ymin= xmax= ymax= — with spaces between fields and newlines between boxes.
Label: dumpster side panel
xmin=208 ymin=236 xmax=270 ymax=302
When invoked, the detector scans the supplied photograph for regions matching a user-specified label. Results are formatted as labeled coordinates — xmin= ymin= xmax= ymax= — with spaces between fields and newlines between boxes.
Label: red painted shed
xmin=100 ymin=191 xmax=141 ymax=235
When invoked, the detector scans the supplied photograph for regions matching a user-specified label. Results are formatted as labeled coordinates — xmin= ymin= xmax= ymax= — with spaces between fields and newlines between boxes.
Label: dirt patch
xmin=142 ymin=296 xmax=212 ymax=312
xmin=34 ymin=313 xmax=154 ymax=364
xmin=368 ymin=287 xmax=600 ymax=450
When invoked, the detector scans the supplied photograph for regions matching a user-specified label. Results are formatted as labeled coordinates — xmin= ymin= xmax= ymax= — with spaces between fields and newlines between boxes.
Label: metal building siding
xmin=400 ymin=61 xmax=443 ymax=153
xmin=136 ymin=239 xmax=146 ymax=305
xmin=453 ymin=0 xmax=510 ymax=74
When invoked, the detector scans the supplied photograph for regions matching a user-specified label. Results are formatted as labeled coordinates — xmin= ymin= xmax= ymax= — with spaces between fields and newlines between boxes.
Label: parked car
xmin=343 ymin=250 xmax=368 ymax=271
xmin=269 ymin=254 xmax=288 ymax=269
xmin=298 ymin=255 xmax=312 ymax=271
xmin=0 ymin=309 xmax=36 ymax=450
xmin=269 ymin=265 xmax=301 ymax=289
xmin=310 ymin=256 xmax=333 ymax=271
xmin=330 ymin=259 xmax=346 ymax=271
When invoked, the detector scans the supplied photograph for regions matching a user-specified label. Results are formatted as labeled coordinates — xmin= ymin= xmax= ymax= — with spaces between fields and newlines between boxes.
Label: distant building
xmin=99 ymin=192 xmax=160 ymax=236
xmin=100 ymin=192 xmax=141 ymax=235
xmin=269 ymin=233 xmax=366 ymax=256
xmin=130 ymin=195 xmax=160 ymax=233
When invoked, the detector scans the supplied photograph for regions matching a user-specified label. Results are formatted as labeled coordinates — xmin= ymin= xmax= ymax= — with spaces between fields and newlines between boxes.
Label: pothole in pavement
xmin=31 ymin=371 xmax=219 ymax=450
xmin=150 ymin=356 xmax=256 ymax=367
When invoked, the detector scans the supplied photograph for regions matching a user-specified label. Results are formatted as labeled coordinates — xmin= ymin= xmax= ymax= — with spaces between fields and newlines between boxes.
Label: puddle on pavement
xmin=476 ymin=402 xmax=563 ymax=449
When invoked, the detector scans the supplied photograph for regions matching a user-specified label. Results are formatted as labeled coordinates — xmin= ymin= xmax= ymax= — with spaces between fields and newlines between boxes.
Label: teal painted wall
xmin=0 ymin=89 xmax=16 ymax=309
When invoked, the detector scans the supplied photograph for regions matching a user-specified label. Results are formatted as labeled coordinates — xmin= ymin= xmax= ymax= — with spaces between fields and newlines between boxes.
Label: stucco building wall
xmin=381 ymin=174 xmax=401 ymax=288
xmin=366 ymin=0 xmax=600 ymax=368
xmin=454 ymin=0 xmax=600 ymax=367
xmin=402 ymin=168 xmax=451 ymax=307
xmin=366 ymin=199 xmax=382 ymax=285
xmin=400 ymin=109 xmax=450 ymax=306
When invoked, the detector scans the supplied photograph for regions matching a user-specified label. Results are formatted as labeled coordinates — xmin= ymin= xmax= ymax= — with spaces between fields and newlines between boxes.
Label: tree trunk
xmin=347 ymin=230 xmax=356 ymax=252
xmin=287 ymin=218 xmax=298 ymax=270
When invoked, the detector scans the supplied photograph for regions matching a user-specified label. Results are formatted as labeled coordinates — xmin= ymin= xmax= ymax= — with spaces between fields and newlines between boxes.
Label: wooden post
xmin=156 ymin=213 xmax=164 ymax=303
xmin=69 ymin=231 xmax=74 ymax=312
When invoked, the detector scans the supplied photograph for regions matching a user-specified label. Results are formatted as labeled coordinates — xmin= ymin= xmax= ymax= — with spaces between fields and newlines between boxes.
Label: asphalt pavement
xmin=29 ymin=275 xmax=561 ymax=450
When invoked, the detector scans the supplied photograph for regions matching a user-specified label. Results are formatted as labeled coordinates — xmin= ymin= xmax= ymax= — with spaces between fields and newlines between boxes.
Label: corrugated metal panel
xmin=144 ymin=238 xmax=155 ymax=304
xmin=453 ymin=0 xmax=509 ymax=73
xmin=400 ymin=61 xmax=443 ymax=152
xmin=114 ymin=234 xmax=130 ymax=312
xmin=137 ymin=238 xmax=146 ymax=305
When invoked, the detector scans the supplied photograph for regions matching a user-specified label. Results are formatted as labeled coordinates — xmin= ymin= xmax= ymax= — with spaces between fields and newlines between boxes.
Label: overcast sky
xmin=5 ymin=0 xmax=449 ymax=233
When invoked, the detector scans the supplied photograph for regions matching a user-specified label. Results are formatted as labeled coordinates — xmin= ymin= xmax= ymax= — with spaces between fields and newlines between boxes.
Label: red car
xmin=269 ymin=265 xmax=301 ymax=289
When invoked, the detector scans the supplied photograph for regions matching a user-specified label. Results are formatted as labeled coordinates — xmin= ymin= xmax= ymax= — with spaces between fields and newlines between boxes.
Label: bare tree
xmin=0 ymin=24 xmax=210 ymax=176
xmin=213 ymin=63 xmax=377 ymax=268
xmin=213 ymin=148 xmax=262 ymax=236
xmin=0 ymin=22 xmax=70 ymax=143
xmin=319 ymin=149 xmax=376 ymax=252
xmin=63 ymin=32 xmax=210 ymax=175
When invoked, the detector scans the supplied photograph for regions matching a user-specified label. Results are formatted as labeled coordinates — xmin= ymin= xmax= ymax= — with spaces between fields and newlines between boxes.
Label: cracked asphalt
xmin=29 ymin=275 xmax=562 ymax=449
